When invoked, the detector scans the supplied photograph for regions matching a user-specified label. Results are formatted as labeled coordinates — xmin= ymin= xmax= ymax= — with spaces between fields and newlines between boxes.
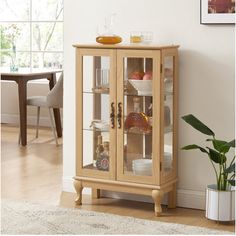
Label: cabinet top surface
xmin=73 ymin=43 xmax=179 ymax=50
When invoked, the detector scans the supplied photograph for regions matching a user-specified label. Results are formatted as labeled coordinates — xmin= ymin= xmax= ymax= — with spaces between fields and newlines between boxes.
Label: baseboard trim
xmin=1 ymin=114 xmax=51 ymax=127
xmin=63 ymin=176 xmax=91 ymax=195
xmin=62 ymin=177 xmax=205 ymax=210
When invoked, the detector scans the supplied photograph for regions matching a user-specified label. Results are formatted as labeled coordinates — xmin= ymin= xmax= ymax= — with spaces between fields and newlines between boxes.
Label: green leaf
xmin=225 ymin=163 xmax=235 ymax=174
xmin=182 ymin=144 xmax=208 ymax=154
xmin=207 ymin=147 xmax=226 ymax=164
xmin=228 ymin=179 xmax=235 ymax=186
xmin=220 ymin=139 xmax=235 ymax=153
xmin=226 ymin=139 xmax=235 ymax=148
xmin=206 ymin=139 xmax=230 ymax=153
xmin=182 ymin=114 xmax=215 ymax=136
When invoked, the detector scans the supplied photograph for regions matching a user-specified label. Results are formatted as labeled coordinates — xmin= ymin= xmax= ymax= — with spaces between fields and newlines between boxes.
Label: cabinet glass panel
xmin=163 ymin=56 xmax=174 ymax=175
xmin=82 ymin=56 xmax=111 ymax=172
xmin=123 ymin=57 xmax=153 ymax=176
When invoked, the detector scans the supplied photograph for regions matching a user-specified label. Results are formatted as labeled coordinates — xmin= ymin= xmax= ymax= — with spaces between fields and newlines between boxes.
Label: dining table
xmin=1 ymin=68 xmax=63 ymax=146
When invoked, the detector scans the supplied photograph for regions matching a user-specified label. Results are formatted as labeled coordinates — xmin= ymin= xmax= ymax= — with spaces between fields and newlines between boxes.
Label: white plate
xmin=133 ymin=170 xmax=152 ymax=176
xmin=132 ymin=159 xmax=152 ymax=165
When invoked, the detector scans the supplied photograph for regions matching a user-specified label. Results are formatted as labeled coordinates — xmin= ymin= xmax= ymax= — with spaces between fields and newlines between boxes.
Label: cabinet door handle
xmin=110 ymin=102 xmax=115 ymax=129
xmin=117 ymin=102 xmax=122 ymax=129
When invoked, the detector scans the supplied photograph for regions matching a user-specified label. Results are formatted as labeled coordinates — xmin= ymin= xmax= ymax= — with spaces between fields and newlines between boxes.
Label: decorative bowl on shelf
xmin=128 ymin=80 xmax=152 ymax=96
xmin=90 ymin=120 xmax=109 ymax=131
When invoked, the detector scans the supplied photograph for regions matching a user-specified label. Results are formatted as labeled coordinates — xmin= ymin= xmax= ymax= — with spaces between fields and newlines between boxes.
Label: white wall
xmin=1 ymin=81 xmax=53 ymax=126
xmin=65 ymin=0 xmax=234 ymax=209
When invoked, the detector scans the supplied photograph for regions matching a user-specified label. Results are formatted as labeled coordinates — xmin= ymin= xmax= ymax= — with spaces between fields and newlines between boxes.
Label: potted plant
xmin=182 ymin=114 xmax=235 ymax=222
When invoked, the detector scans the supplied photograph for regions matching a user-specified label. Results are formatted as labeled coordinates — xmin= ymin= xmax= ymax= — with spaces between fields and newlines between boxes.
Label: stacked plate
xmin=164 ymin=152 xmax=172 ymax=170
xmin=132 ymin=159 xmax=152 ymax=176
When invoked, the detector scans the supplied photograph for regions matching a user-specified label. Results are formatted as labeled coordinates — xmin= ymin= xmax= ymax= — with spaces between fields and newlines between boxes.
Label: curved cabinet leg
xmin=152 ymin=190 xmax=163 ymax=216
xmin=74 ymin=180 xmax=83 ymax=205
xmin=168 ymin=183 xmax=177 ymax=209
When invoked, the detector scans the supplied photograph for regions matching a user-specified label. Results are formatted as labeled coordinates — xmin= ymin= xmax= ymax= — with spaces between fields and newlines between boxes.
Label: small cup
xmin=130 ymin=31 xmax=142 ymax=43
xmin=96 ymin=69 xmax=102 ymax=88
xmin=141 ymin=31 xmax=153 ymax=44
xmin=96 ymin=68 xmax=109 ymax=89
xmin=101 ymin=69 xmax=109 ymax=88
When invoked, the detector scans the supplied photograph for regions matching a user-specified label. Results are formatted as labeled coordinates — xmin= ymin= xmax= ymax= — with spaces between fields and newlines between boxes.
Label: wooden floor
xmin=1 ymin=124 xmax=235 ymax=233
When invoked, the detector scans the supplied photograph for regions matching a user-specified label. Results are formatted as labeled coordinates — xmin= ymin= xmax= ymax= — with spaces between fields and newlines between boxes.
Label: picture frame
xmin=200 ymin=0 xmax=235 ymax=24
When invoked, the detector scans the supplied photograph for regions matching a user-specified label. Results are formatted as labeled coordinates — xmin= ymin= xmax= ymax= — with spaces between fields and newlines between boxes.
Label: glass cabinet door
xmin=117 ymin=50 xmax=161 ymax=185
xmin=161 ymin=52 xmax=177 ymax=183
xmin=76 ymin=49 xmax=116 ymax=179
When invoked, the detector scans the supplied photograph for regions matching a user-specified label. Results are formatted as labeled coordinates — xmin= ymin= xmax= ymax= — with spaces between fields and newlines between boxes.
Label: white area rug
xmin=1 ymin=199 xmax=233 ymax=235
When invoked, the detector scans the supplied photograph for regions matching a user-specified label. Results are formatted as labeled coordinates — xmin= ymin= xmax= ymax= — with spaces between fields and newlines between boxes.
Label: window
xmin=0 ymin=0 xmax=63 ymax=69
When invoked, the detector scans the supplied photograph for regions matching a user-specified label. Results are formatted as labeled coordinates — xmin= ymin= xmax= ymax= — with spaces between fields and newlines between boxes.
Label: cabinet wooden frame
xmin=116 ymin=49 xmax=161 ymax=185
xmin=160 ymin=48 xmax=179 ymax=184
xmin=75 ymin=48 xmax=117 ymax=180
xmin=74 ymin=44 xmax=179 ymax=216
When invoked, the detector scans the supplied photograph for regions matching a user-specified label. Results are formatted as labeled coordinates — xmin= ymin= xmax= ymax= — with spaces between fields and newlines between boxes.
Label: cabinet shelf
xmin=125 ymin=125 xmax=172 ymax=135
xmin=83 ymin=128 xmax=109 ymax=132
xmin=124 ymin=170 xmax=152 ymax=177
xmin=83 ymin=163 xmax=109 ymax=172
xmin=83 ymin=90 xmax=172 ymax=97
xmin=124 ymin=92 xmax=152 ymax=97
xmin=83 ymin=163 xmax=96 ymax=169
xmin=83 ymin=91 xmax=109 ymax=95
xmin=124 ymin=129 xmax=152 ymax=135
xmin=83 ymin=125 xmax=172 ymax=135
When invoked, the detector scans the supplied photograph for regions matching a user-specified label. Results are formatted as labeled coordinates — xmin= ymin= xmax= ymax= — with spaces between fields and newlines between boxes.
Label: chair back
xmin=47 ymin=73 xmax=63 ymax=108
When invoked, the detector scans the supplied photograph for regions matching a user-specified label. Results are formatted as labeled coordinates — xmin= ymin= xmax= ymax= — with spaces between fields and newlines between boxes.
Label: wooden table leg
xmin=17 ymin=79 xmax=27 ymax=146
xmin=48 ymin=73 xmax=62 ymax=137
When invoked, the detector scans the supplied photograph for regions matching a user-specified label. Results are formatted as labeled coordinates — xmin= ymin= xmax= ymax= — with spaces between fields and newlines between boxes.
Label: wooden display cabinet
xmin=73 ymin=43 xmax=179 ymax=216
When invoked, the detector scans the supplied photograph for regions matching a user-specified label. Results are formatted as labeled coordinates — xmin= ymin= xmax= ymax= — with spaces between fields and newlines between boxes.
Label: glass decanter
xmin=124 ymin=97 xmax=151 ymax=133
xmin=96 ymin=13 xmax=122 ymax=44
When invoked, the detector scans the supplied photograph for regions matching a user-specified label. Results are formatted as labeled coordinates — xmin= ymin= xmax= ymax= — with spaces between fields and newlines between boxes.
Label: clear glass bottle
xmin=10 ymin=44 xmax=18 ymax=72
xmin=147 ymin=98 xmax=153 ymax=127
xmin=96 ymin=13 xmax=122 ymax=45
xmin=94 ymin=135 xmax=104 ymax=167
xmin=146 ymin=98 xmax=171 ymax=127
xmin=96 ymin=141 xmax=109 ymax=171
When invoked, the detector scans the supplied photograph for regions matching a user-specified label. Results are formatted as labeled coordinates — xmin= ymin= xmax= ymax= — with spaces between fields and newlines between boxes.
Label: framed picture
xmin=201 ymin=0 xmax=235 ymax=24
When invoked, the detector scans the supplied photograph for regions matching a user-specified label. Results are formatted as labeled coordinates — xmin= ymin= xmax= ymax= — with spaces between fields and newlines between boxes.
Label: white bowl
xmin=132 ymin=163 xmax=152 ymax=166
xmin=129 ymin=80 xmax=152 ymax=96
xmin=132 ymin=159 xmax=152 ymax=165
xmin=90 ymin=120 xmax=109 ymax=131
xmin=132 ymin=165 xmax=152 ymax=170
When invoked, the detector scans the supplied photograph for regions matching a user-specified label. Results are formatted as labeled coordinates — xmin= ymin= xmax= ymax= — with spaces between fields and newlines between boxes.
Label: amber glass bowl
xmin=96 ymin=36 xmax=122 ymax=45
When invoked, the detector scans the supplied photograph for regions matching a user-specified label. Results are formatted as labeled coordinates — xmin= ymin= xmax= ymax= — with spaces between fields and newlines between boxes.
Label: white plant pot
xmin=205 ymin=184 xmax=235 ymax=221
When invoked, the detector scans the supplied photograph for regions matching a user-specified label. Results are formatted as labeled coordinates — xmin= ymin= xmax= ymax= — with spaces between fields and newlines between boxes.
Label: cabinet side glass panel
xmin=123 ymin=57 xmax=153 ymax=177
xmin=163 ymin=56 xmax=174 ymax=175
xmin=82 ymin=56 xmax=111 ymax=172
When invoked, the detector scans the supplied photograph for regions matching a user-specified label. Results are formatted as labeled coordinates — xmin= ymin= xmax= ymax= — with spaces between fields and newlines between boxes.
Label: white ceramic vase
xmin=205 ymin=184 xmax=235 ymax=221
